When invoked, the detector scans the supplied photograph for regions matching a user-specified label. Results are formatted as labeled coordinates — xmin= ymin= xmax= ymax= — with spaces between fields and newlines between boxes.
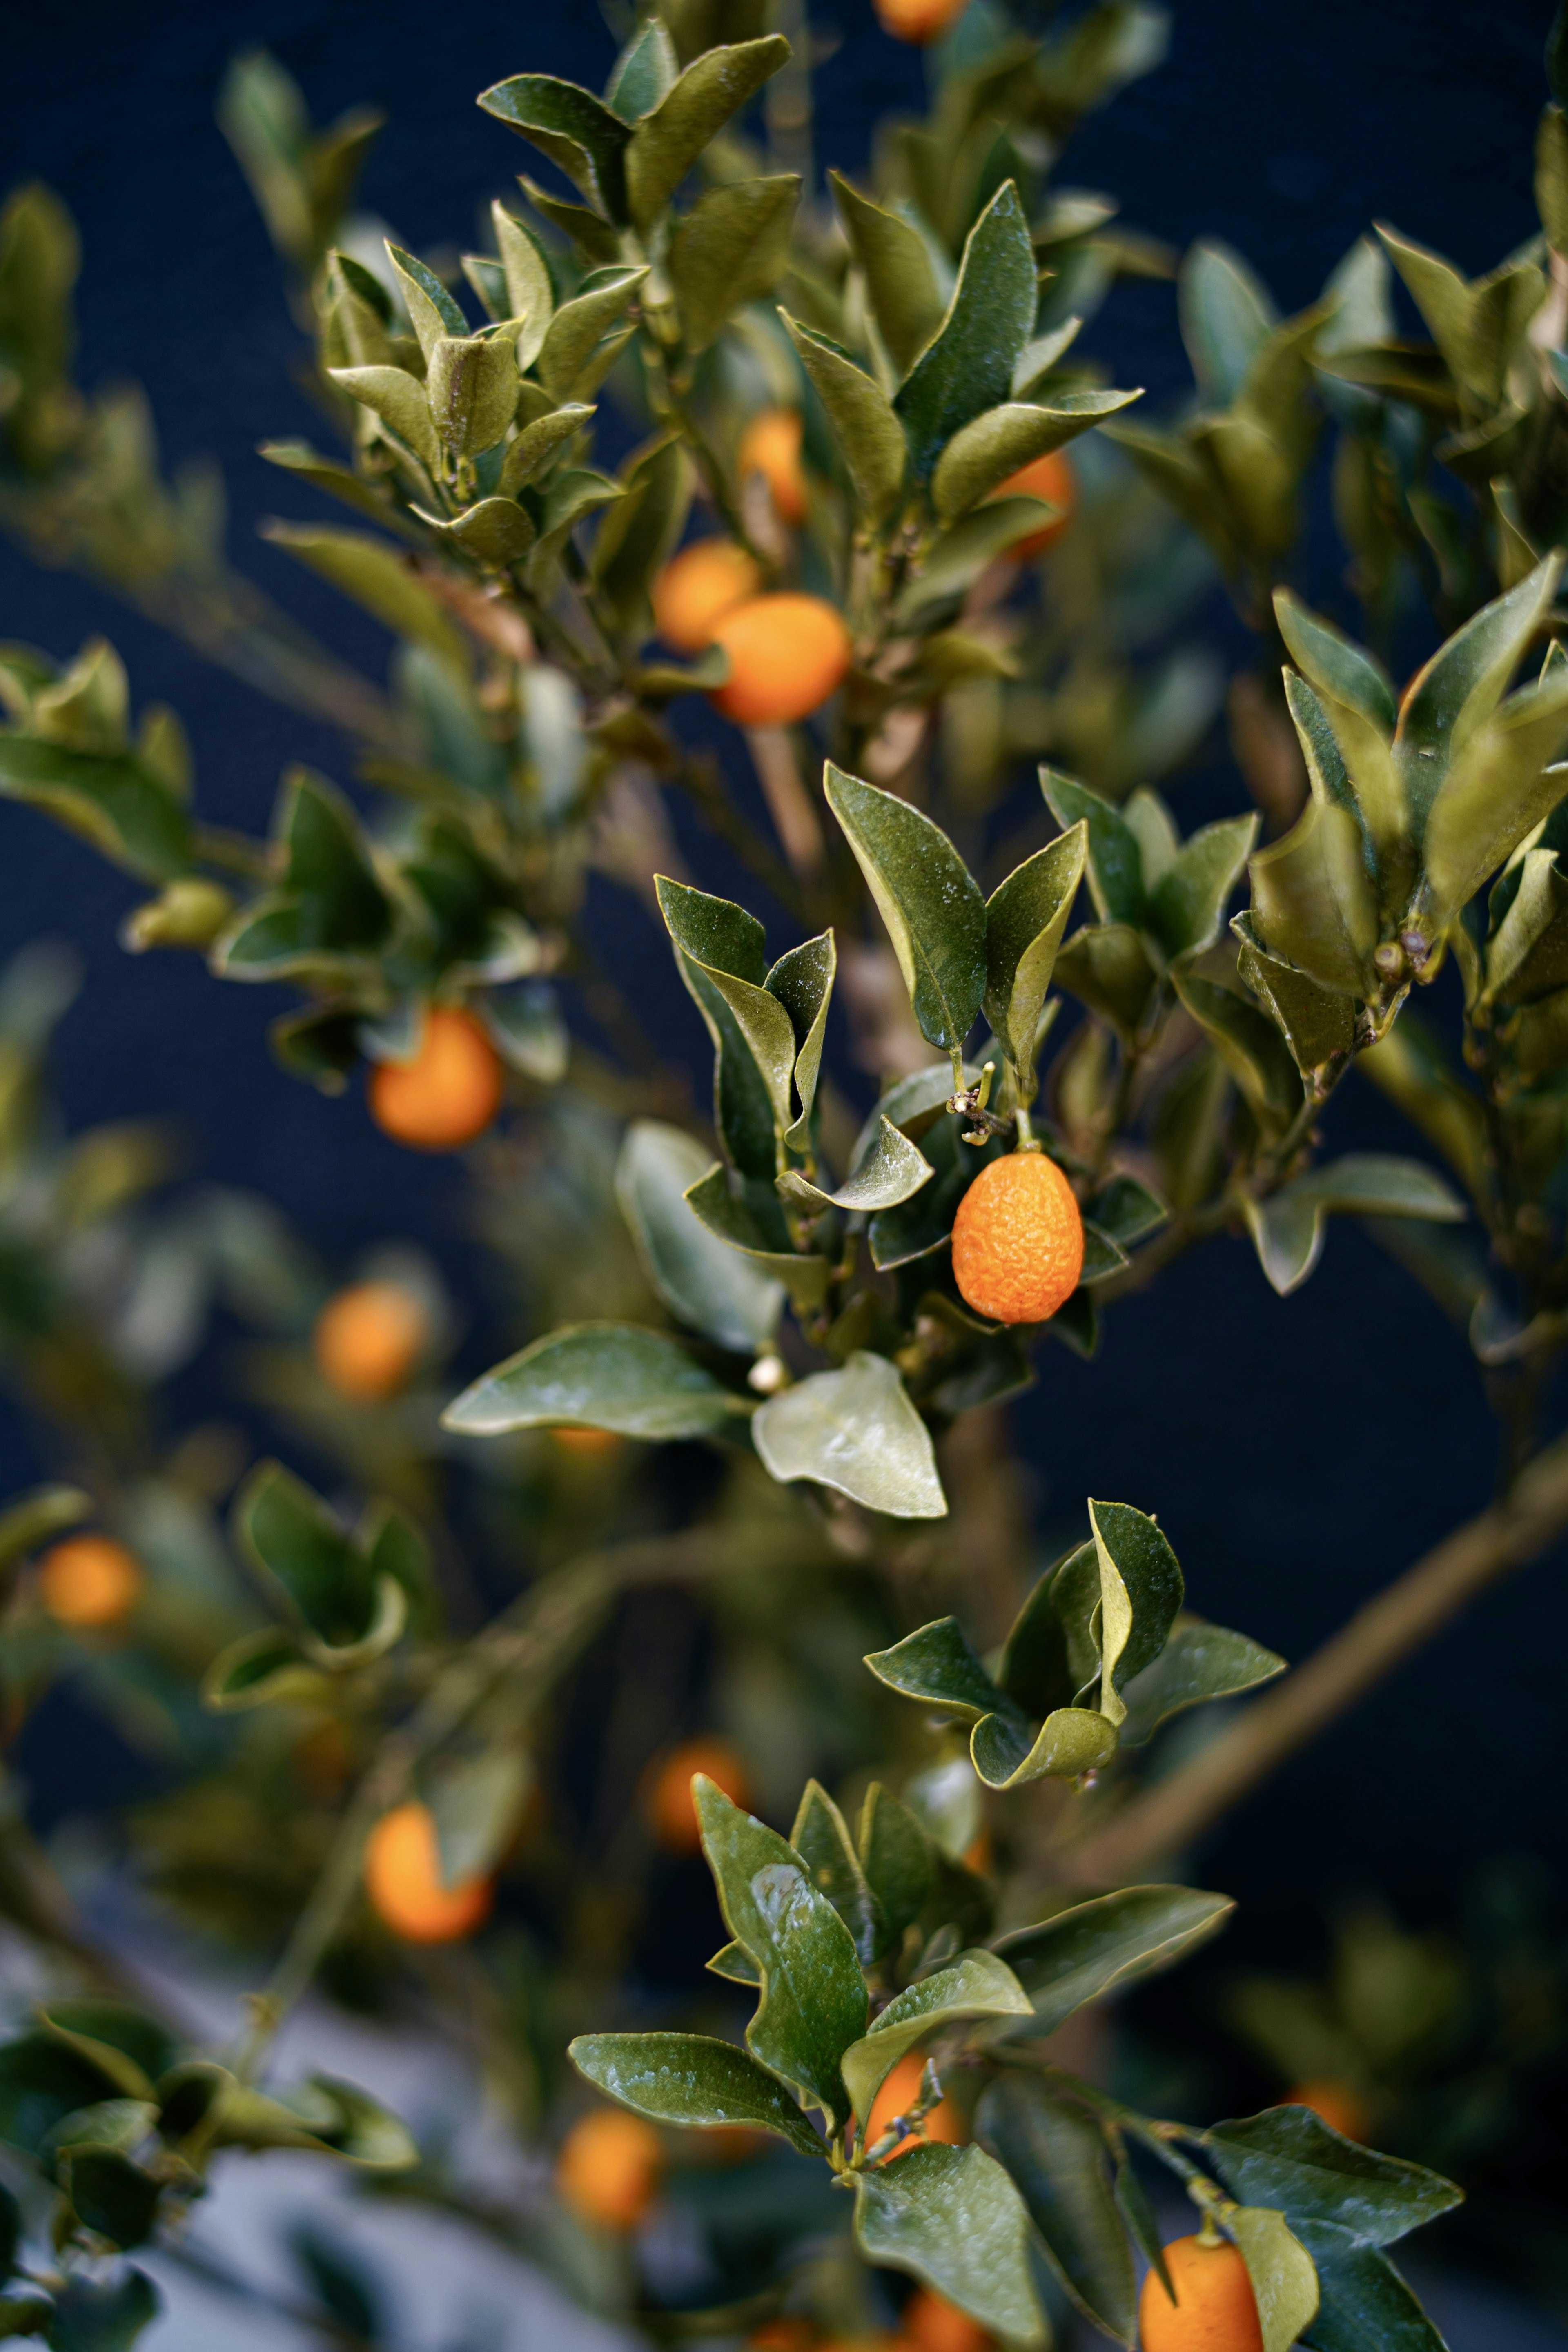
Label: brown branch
xmin=1058 ymin=1428 xmax=1568 ymax=1885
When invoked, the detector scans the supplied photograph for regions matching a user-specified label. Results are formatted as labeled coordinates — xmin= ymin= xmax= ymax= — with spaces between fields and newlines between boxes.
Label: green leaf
xmin=825 ymin=765 xmax=985 ymax=1054
xmin=852 ymin=2143 xmax=1046 ymax=2346
xmin=1484 ymin=844 xmax=1568 ymax=1002
xmin=659 ymin=883 xmax=797 ymax=1137
xmin=1243 ymin=1153 xmax=1466 ymax=1297
xmin=842 ymin=1953 xmax=1031 ymax=2124
xmin=931 ymin=390 xmax=1140 ymax=524
xmin=46 ymin=2272 xmax=158 ymax=2352
xmin=857 ymin=1787 xmax=934 ymax=1964
xmin=1171 ymin=956 xmax=1303 ymax=1136
xmin=200 ymin=1628 xmax=327 ymax=1714
xmin=1090 ymin=1498 xmax=1183 ymax=1729
xmin=262 ymin=525 xmax=468 ymax=670
xmin=1248 ymin=794 xmax=1377 ymax=996
xmin=0 ymin=2036 xmax=127 ymax=2158
xmin=1148 ymin=814 xmax=1258 ymax=958
xmin=672 ymin=175 xmax=799 ymax=351
xmin=782 ymin=315 xmax=908 ymax=520
xmin=568 ymin=2032 xmax=822 ymax=2158
xmin=1395 ymin=553 xmax=1564 ymax=828
xmin=442 ymin=1321 xmax=747 ymax=1439
xmin=258 ymin=438 xmax=418 ymax=528
xmin=895 ymin=183 xmax=1039 ymax=483
xmin=997 ymin=1540 xmax=1101 ymax=1718
xmin=995 ymin=1885 xmax=1234 ymax=2037
xmin=535 ymin=268 xmax=647 ymax=401
xmin=864 ymin=1616 xmax=1007 ymax=1726
xmin=1228 ymin=2207 xmax=1319 ymax=2352
xmin=594 ymin=435 xmax=693 ymax=630
xmin=425 ymin=1746 xmax=531 ymax=1884
xmin=327 ymin=363 xmax=438 ymax=467
xmin=829 ymin=173 xmax=945 ymax=376
xmin=625 ymin=37 xmax=792 ymax=230
xmin=383 ymin=242 xmax=467 ymax=361
xmin=1117 ymin=1619 xmax=1286 ymax=1746
xmin=1202 ymin=2106 xmax=1462 ymax=2247
xmin=1274 ymin=590 xmax=1397 ymax=732
xmin=65 ymin=2150 xmax=161 ymax=2250
xmin=36 ymin=2007 xmax=174 ymax=2097
xmin=707 ymin=1940 xmax=761 ymax=1986
xmin=490 ymin=203 xmax=554 ymax=366
xmin=1084 ymin=1176 xmax=1168 ymax=1249
xmin=606 ymin=18 xmax=679 ymax=118
xmin=476 ymin=76 xmax=633 ymax=220
xmin=893 ymin=499 xmax=1053 ymax=626
xmin=976 ymin=2077 xmax=1136 ymax=2345
xmin=0 ymin=1483 xmax=91 ymax=1580
xmin=753 ymin=1351 xmax=947 ymax=1519
xmin=498 ymin=403 xmax=595 ymax=497
xmin=1422 ymin=682 xmax=1568 ymax=924
xmin=767 ymin=929 xmax=836 ymax=1149
xmin=1233 ymin=913 xmax=1356 ymax=1081
xmin=0 ymin=737 xmax=192 ymax=882
xmin=791 ymin=1781 xmax=881 ymax=1967
xmin=426 ymin=334 xmax=519 ymax=457
xmin=1288 ymin=2221 xmax=1450 ymax=2352
xmin=1054 ymin=924 xmax=1158 ymax=1037
xmin=984 ymin=825 xmax=1087 ymax=1087
xmin=694 ymin=1777 xmax=866 ymax=2128
xmin=1538 ymin=102 xmax=1568 ymax=254
xmin=777 ymin=1114 xmax=934 ymax=1214
xmin=1041 ymin=769 xmax=1144 ymax=926
xmin=1180 ymin=239 xmax=1276 ymax=405
xmin=617 ymin=1120 xmax=782 ymax=1351
xmin=684 ymin=1165 xmax=833 ymax=1312
xmin=424 ymin=495 xmax=537 ymax=568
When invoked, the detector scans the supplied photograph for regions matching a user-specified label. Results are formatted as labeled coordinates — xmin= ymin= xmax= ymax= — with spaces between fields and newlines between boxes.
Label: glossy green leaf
xmin=490 ymin=203 xmax=554 ymax=365
xmin=498 ymin=403 xmax=595 ymax=496
xmin=1202 ymin=2106 xmax=1462 ymax=2247
xmin=1243 ymin=1153 xmax=1466 ymax=1297
xmin=853 ymin=2143 xmax=1046 ymax=2347
xmin=1249 ymin=795 xmax=1376 ymax=997
xmin=1484 ymin=845 xmax=1568 ymax=1002
xmin=694 ymin=1777 xmax=866 ymax=2127
xmin=327 ymin=363 xmax=437 ymax=466
xmin=1288 ymin=2220 xmax=1449 ymax=2352
xmin=1234 ymin=914 xmax=1356 ymax=1080
xmin=477 ymin=76 xmax=632 ymax=219
xmin=384 ymin=242 xmax=467 ymax=360
xmin=1395 ymin=553 xmax=1563 ymax=826
xmin=825 ymin=765 xmax=985 ymax=1054
xmin=1084 ymin=1176 xmax=1168 ymax=1250
xmin=426 ymin=495 xmax=537 ymax=568
xmin=535 ymin=268 xmax=647 ymax=401
xmin=895 ymin=183 xmax=1039 ymax=483
xmin=569 ymin=2032 xmax=822 ymax=2158
xmin=1091 ymin=1498 xmax=1183 ymax=1729
xmin=782 ymin=314 xmax=907 ymax=520
xmin=996 ymin=1885 xmax=1234 ymax=2037
xmin=672 ymin=176 xmax=799 ymax=350
xmin=233 ymin=1459 xmax=369 ymax=1646
xmin=658 ymin=876 xmax=797 ymax=1136
xmin=606 ymin=17 xmax=679 ymax=118
xmin=893 ymin=498 xmax=1053 ymax=625
xmin=976 ymin=2077 xmax=1136 ymax=2345
xmin=617 ymin=1120 xmax=782 ymax=1352
xmin=1148 ymin=814 xmax=1258 ymax=958
xmin=777 ymin=1114 xmax=934 ymax=1214
xmin=864 ymin=1615 xmax=1009 ymax=1725
xmin=625 ymin=37 xmax=792 ymax=229
xmin=857 ymin=1784 xmax=933 ymax=1960
xmin=707 ymin=1940 xmax=761 ymax=1986
xmin=767 ymin=929 xmax=836 ymax=1149
xmin=442 ymin=1321 xmax=746 ymax=1439
xmin=1422 ymin=685 xmax=1568 ymax=924
xmin=1118 ymin=1619 xmax=1286 ymax=1746
xmin=425 ymin=334 xmax=519 ymax=456
xmin=791 ymin=1781 xmax=881 ymax=1967
xmin=1172 ymin=957 xmax=1303 ymax=1135
xmin=0 ymin=737 xmax=192 ymax=882
xmin=984 ymin=824 xmax=1087 ymax=1084
xmin=1180 ymin=239 xmax=1276 ymax=405
xmin=262 ymin=524 xmax=468 ymax=669
xmin=997 ymin=1539 xmax=1101 ymax=1719
xmin=842 ymin=1953 xmax=1031 ymax=2124
xmin=1041 ymin=770 xmax=1144 ymax=926
xmin=199 ymin=1628 xmax=327 ymax=1714
xmin=1053 ymin=923 xmax=1158 ymax=1037
xmin=754 ymin=1351 xmax=946 ymax=1519
xmin=931 ymin=390 xmax=1140 ymax=524
xmin=1228 ymin=2206 xmax=1319 ymax=2352
xmin=829 ymin=173 xmax=944 ymax=375
xmin=684 ymin=1165 xmax=833 ymax=1312
xmin=971 ymin=1705 xmax=1119 ymax=1790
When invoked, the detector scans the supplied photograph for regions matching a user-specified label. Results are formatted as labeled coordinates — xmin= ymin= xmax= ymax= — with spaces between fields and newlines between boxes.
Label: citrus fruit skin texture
xmin=709 ymin=594 xmax=853 ymax=726
xmin=653 ymin=539 xmax=762 ymax=653
xmin=873 ymin=0 xmax=971 ymax=40
xmin=1283 ymin=2078 xmax=1369 ymax=2141
xmin=1138 ymin=2236 xmax=1264 ymax=2352
xmin=37 ymin=1536 xmax=143 ymax=1629
xmin=647 ymin=1737 xmax=751 ymax=1853
xmin=363 ymin=1801 xmax=494 ymax=1944
xmin=900 ymin=2287 xmax=989 ymax=2350
xmin=950 ymin=1152 xmax=1084 ymax=1325
xmin=862 ymin=2051 xmax=966 ymax=2161
xmin=557 ymin=2107 xmax=664 ymax=2230
xmin=368 ymin=1007 xmax=503 ymax=1151
xmin=737 ymin=408 xmax=807 ymax=523
xmin=313 ymin=1281 xmax=426 ymax=1401
xmin=993 ymin=448 xmax=1076 ymax=556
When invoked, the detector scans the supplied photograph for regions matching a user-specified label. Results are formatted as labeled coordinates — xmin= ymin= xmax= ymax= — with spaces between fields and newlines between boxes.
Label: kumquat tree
xmin=0 ymin=0 xmax=1566 ymax=2346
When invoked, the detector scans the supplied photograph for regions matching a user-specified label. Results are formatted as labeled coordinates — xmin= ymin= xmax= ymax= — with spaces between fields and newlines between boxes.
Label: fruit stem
xmin=1014 ymin=1106 xmax=1041 ymax=1153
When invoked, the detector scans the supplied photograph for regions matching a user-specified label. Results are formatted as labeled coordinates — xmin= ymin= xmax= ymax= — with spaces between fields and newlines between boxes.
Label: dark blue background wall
xmin=0 ymin=0 xmax=1560 ymax=1913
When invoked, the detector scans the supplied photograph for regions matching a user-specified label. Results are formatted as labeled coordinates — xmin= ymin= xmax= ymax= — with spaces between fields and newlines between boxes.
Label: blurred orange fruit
xmin=647 ymin=1737 xmax=751 ymax=1852
xmin=557 ymin=2106 xmax=663 ymax=2229
xmin=746 ymin=2321 xmax=816 ymax=2351
xmin=737 ymin=409 xmax=806 ymax=523
xmin=862 ymin=2051 xmax=966 ymax=2161
xmin=653 ymin=539 xmax=763 ymax=653
xmin=1139 ymin=2235 xmax=1263 ymax=2352
xmin=552 ymin=1426 xmax=624 ymax=1456
xmin=992 ymin=448 xmax=1075 ymax=556
xmin=709 ymin=595 xmax=852 ymax=726
xmin=873 ymin=0 xmax=970 ymax=39
xmin=363 ymin=1800 xmax=494 ymax=1943
xmin=368 ymin=1007 xmax=503 ymax=1152
xmin=1283 ymin=2079 xmax=1370 ymax=2141
xmin=902 ymin=2289 xmax=990 ymax=2352
xmin=950 ymin=1152 xmax=1084 ymax=1325
xmin=313 ymin=1280 xmax=426 ymax=1401
xmin=37 ymin=1535 xmax=143 ymax=1629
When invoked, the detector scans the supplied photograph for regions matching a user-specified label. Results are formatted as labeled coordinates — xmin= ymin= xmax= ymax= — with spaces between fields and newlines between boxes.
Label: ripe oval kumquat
xmin=862 ymin=2051 xmax=965 ymax=2161
xmin=709 ymin=595 xmax=852 ymax=727
xmin=950 ymin=1150 xmax=1084 ymax=1325
xmin=37 ymin=1535 xmax=143 ymax=1629
xmin=992 ymin=448 xmax=1076 ymax=557
xmin=313 ymin=1280 xmax=426 ymax=1401
xmin=873 ymin=0 xmax=970 ymax=40
xmin=1283 ymin=2078 xmax=1370 ymax=2141
xmin=647 ymin=1739 xmax=751 ymax=1852
xmin=652 ymin=539 xmax=762 ymax=653
xmin=363 ymin=1800 xmax=494 ymax=1944
xmin=1138 ymin=2234 xmax=1263 ymax=2352
xmin=900 ymin=2287 xmax=989 ymax=2351
xmin=368 ymin=1006 xmax=503 ymax=1152
xmin=557 ymin=2107 xmax=663 ymax=2229
xmin=737 ymin=408 xmax=806 ymax=523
